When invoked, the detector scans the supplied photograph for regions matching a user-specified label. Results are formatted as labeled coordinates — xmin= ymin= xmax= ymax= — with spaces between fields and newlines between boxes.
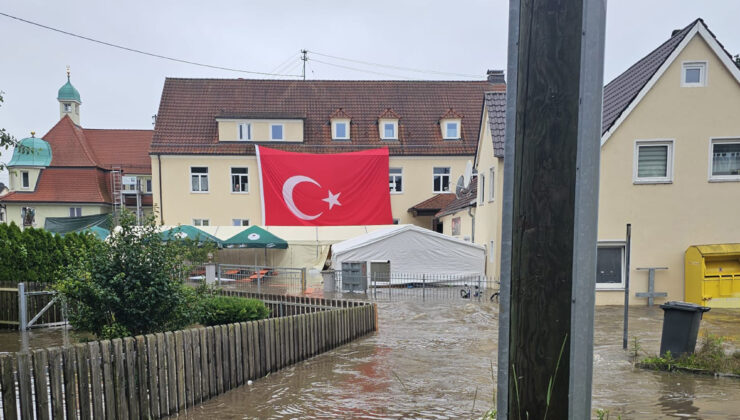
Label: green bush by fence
xmin=0 ymin=222 xmax=101 ymax=284
xmin=200 ymin=296 xmax=270 ymax=326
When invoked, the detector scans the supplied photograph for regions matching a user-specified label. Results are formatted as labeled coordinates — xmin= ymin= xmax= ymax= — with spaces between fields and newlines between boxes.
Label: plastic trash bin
xmin=659 ymin=301 xmax=711 ymax=357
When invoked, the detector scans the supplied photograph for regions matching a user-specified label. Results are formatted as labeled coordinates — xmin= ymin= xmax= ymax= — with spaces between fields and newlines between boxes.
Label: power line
xmin=0 ymin=11 xmax=302 ymax=78
xmin=310 ymin=58 xmax=413 ymax=79
xmin=309 ymin=50 xmax=482 ymax=78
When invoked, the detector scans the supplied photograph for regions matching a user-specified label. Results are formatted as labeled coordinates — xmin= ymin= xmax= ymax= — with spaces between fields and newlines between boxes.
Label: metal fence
xmin=325 ymin=271 xmax=500 ymax=302
xmin=187 ymin=264 xmax=307 ymax=295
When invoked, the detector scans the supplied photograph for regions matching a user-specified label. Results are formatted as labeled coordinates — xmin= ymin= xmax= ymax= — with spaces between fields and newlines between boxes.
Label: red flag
xmin=256 ymin=146 xmax=393 ymax=226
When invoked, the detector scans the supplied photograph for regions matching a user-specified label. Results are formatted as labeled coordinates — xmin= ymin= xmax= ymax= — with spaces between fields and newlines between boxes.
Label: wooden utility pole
xmin=496 ymin=1 xmax=606 ymax=419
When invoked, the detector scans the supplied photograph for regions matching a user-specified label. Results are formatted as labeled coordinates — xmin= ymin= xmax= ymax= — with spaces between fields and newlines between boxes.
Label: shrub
xmin=57 ymin=210 xmax=202 ymax=338
xmin=200 ymin=296 xmax=270 ymax=326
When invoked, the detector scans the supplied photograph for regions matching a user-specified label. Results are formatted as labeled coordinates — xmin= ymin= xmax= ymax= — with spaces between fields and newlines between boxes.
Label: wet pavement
xmin=177 ymin=303 xmax=740 ymax=420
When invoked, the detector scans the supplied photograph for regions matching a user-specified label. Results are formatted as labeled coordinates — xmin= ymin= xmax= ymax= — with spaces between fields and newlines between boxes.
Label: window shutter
xmin=638 ymin=145 xmax=668 ymax=178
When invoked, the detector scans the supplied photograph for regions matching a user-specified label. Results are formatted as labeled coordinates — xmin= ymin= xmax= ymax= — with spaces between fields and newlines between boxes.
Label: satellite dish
xmin=463 ymin=161 xmax=473 ymax=187
xmin=455 ymin=175 xmax=466 ymax=198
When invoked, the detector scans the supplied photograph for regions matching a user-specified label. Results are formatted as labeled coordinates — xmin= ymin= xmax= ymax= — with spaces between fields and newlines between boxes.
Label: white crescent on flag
xmin=282 ymin=175 xmax=323 ymax=221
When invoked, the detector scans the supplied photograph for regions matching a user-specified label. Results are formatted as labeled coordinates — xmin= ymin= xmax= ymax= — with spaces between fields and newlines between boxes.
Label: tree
xmin=0 ymin=91 xmax=18 ymax=171
xmin=57 ymin=210 xmax=204 ymax=338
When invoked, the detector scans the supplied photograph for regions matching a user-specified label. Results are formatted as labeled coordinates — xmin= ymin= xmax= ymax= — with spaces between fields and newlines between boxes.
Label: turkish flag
xmin=256 ymin=146 xmax=393 ymax=226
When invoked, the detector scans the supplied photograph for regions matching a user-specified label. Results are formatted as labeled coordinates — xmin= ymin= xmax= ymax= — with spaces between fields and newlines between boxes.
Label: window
xmin=63 ymin=103 xmax=71 ymax=112
xmin=380 ymin=121 xmax=398 ymax=140
xmin=332 ymin=120 xmax=350 ymax=140
xmin=682 ymin=61 xmax=707 ymax=87
xmin=21 ymin=171 xmax=29 ymax=189
xmin=451 ymin=217 xmax=461 ymax=236
xmin=488 ymin=167 xmax=495 ymax=201
xmin=231 ymin=167 xmax=249 ymax=193
xmin=433 ymin=167 xmax=451 ymax=192
xmin=190 ymin=167 xmax=209 ymax=192
xmin=238 ymin=123 xmax=252 ymax=141
xmin=193 ymin=219 xmax=210 ymax=226
xmin=596 ymin=244 xmax=625 ymax=289
xmin=709 ymin=139 xmax=740 ymax=181
xmin=146 ymin=179 xmax=152 ymax=193
xmin=21 ymin=207 xmax=35 ymax=227
xmin=270 ymin=124 xmax=284 ymax=140
xmin=389 ymin=167 xmax=403 ymax=193
xmin=634 ymin=140 xmax=673 ymax=183
xmin=69 ymin=207 xmax=82 ymax=217
xmin=122 ymin=176 xmax=138 ymax=193
xmin=392 ymin=218 xmax=400 ymax=225
xmin=489 ymin=240 xmax=496 ymax=263
xmin=445 ymin=121 xmax=460 ymax=139
xmin=479 ymin=173 xmax=486 ymax=205
xmin=232 ymin=219 xmax=250 ymax=226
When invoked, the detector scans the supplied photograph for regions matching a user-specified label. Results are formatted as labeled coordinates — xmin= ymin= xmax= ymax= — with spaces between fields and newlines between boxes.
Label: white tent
xmin=330 ymin=225 xmax=485 ymax=277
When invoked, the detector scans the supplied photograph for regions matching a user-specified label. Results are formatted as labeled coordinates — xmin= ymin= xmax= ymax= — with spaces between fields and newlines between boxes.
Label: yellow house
xmin=150 ymin=75 xmax=506 ymax=229
xmin=452 ymin=18 xmax=740 ymax=305
xmin=0 ymin=72 xmax=154 ymax=229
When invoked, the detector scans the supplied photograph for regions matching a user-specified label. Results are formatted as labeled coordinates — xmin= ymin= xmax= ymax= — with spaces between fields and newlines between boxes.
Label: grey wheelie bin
xmin=659 ymin=301 xmax=711 ymax=357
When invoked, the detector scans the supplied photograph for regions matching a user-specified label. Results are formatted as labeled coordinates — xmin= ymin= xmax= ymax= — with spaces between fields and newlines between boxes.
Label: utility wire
xmin=270 ymin=53 xmax=299 ymax=74
xmin=0 ymin=11 xmax=302 ymax=78
xmin=311 ymin=58 xmax=413 ymax=79
xmin=309 ymin=50 xmax=482 ymax=78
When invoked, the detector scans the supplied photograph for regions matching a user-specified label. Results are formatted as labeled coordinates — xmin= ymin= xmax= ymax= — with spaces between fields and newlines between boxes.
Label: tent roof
xmin=160 ymin=225 xmax=223 ymax=244
xmin=332 ymin=224 xmax=485 ymax=256
xmin=44 ymin=213 xmax=110 ymax=234
xmin=222 ymin=225 xmax=288 ymax=248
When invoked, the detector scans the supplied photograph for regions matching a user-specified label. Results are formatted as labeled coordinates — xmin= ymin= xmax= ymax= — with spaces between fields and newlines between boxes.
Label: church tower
xmin=57 ymin=66 xmax=81 ymax=124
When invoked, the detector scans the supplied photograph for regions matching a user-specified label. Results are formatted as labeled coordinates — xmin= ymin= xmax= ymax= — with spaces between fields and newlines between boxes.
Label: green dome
xmin=8 ymin=136 xmax=52 ymax=167
xmin=57 ymin=78 xmax=81 ymax=103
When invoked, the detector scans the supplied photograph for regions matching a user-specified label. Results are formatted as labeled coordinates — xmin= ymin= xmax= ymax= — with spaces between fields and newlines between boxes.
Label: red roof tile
xmin=0 ymin=168 xmax=111 ymax=204
xmin=436 ymin=176 xmax=477 ymax=218
xmin=83 ymin=128 xmax=153 ymax=173
xmin=151 ymin=79 xmax=505 ymax=156
xmin=408 ymin=193 xmax=457 ymax=213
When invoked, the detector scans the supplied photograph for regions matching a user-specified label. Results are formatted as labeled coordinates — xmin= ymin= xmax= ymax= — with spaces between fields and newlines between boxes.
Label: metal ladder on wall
xmin=110 ymin=167 xmax=123 ymax=220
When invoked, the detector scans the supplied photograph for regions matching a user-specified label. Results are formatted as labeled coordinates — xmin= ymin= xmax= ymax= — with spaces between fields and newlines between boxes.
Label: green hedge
xmin=0 ymin=222 xmax=101 ymax=284
xmin=200 ymin=296 xmax=270 ymax=326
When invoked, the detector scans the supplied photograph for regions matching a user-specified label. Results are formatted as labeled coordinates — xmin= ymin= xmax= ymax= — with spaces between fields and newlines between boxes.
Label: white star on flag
xmin=322 ymin=190 xmax=342 ymax=210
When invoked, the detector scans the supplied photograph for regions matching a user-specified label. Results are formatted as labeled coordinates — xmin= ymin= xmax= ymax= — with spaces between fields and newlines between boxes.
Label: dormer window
xmin=238 ymin=123 xmax=252 ymax=141
xmin=332 ymin=119 xmax=350 ymax=140
xmin=379 ymin=120 xmax=398 ymax=140
xmin=443 ymin=120 xmax=461 ymax=139
xmin=270 ymin=124 xmax=284 ymax=140
xmin=682 ymin=61 xmax=707 ymax=87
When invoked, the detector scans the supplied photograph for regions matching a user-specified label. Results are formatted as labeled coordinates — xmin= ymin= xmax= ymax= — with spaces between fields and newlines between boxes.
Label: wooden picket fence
xmin=0 ymin=296 xmax=377 ymax=419
xmin=0 ymin=282 xmax=65 ymax=329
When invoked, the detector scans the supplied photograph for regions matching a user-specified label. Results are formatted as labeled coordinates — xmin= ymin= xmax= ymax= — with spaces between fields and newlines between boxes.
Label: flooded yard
xmin=179 ymin=302 xmax=740 ymax=420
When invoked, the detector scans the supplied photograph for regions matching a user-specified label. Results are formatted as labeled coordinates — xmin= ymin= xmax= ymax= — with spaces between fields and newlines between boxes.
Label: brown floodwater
xmin=167 ymin=303 xmax=740 ymax=420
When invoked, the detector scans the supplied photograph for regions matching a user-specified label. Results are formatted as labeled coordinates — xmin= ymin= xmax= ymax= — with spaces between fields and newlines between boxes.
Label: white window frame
xmin=69 ymin=207 xmax=82 ymax=217
xmin=488 ymin=167 xmax=495 ymax=202
xmin=478 ymin=172 xmax=486 ymax=205
xmin=433 ymin=167 xmax=451 ymax=193
xmin=232 ymin=218 xmax=250 ymax=227
xmin=489 ymin=240 xmax=496 ymax=263
xmin=681 ymin=61 xmax=707 ymax=87
xmin=190 ymin=166 xmax=209 ymax=193
xmin=708 ymin=137 xmax=740 ymax=182
xmin=146 ymin=178 xmax=152 ymax=193
xmin=596 ymin=242 xmax=626 ymax=290
xmin=389 ymin=167 xmax=403 ymax=194
xmin=192 ymin=218 xmax=210 ymax=227
xmin=633 ymin=139 xmax=674 ymax=184
xmin=443 ymin=120 xmax=461 ymax=140
xmin=332 ymin=120 xmax=350 ymax=140
xmin=21 ymin=171 xmax=30 ymax=189
xmin=230 ymin=166 xmax=249 ymax=193
xmin=380 ymin=120 xmax=398 ymax=140
xmin=270 ymin=123 xmax=284 ymax=140
xmin=238 ymin=123 xmax=252 ymax=141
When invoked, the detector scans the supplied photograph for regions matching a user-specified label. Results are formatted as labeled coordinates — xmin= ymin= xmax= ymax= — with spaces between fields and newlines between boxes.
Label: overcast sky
xmin=2 ymin=0 xmax=740 ymax=184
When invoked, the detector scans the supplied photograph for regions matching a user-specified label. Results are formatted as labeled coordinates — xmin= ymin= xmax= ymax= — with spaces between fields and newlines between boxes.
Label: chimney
xmin=487 ymin=69 xmax=505 ymax=84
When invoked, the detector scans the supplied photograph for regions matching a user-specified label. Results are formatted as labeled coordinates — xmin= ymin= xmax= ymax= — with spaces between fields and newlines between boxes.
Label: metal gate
xmin=17 ymin=282 xmax=67 ymax=330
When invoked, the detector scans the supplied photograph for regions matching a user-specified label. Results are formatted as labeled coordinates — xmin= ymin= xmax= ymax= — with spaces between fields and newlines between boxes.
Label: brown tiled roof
xmin=83 ymin=128 xmax=153 ymax=173
xmin=407 ymin=193 xmax=457 ymax=214
xmin=602 ymin=19 xmax=697 ymax=134
xmin=485 ymin=91 xmax=506 ymax=158
xmin=151 ymin=79 xmax=505 ymax=156
xmin=329 ymin=108 xmax=351 ymax=119
xmin=441 ymin=108 xmax=463 ymax=119
xmin=0 ymin=168 xmax=111 ymax=204
xmin=436 ymin=176 xmax=477 ymax=218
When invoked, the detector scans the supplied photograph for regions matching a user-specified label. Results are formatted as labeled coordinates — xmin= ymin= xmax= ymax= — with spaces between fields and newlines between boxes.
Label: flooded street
xmin=179 ymin=302 xmax=740 ymax=420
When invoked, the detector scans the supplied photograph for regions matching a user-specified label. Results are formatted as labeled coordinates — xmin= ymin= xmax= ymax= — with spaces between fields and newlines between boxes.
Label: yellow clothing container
xmin=685 ymin=244 xmax=740 ymax=308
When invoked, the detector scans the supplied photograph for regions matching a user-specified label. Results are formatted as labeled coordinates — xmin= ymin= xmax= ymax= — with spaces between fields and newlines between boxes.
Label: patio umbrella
xmin=222 ymin=226 xmax=288 ymax=266
xmin=159 ymin=225 xmax=223 ymax=246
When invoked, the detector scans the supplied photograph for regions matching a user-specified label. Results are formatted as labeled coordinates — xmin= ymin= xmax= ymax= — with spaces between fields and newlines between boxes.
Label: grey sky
xmin=2 ymin=0 xmax=740 ymax=184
